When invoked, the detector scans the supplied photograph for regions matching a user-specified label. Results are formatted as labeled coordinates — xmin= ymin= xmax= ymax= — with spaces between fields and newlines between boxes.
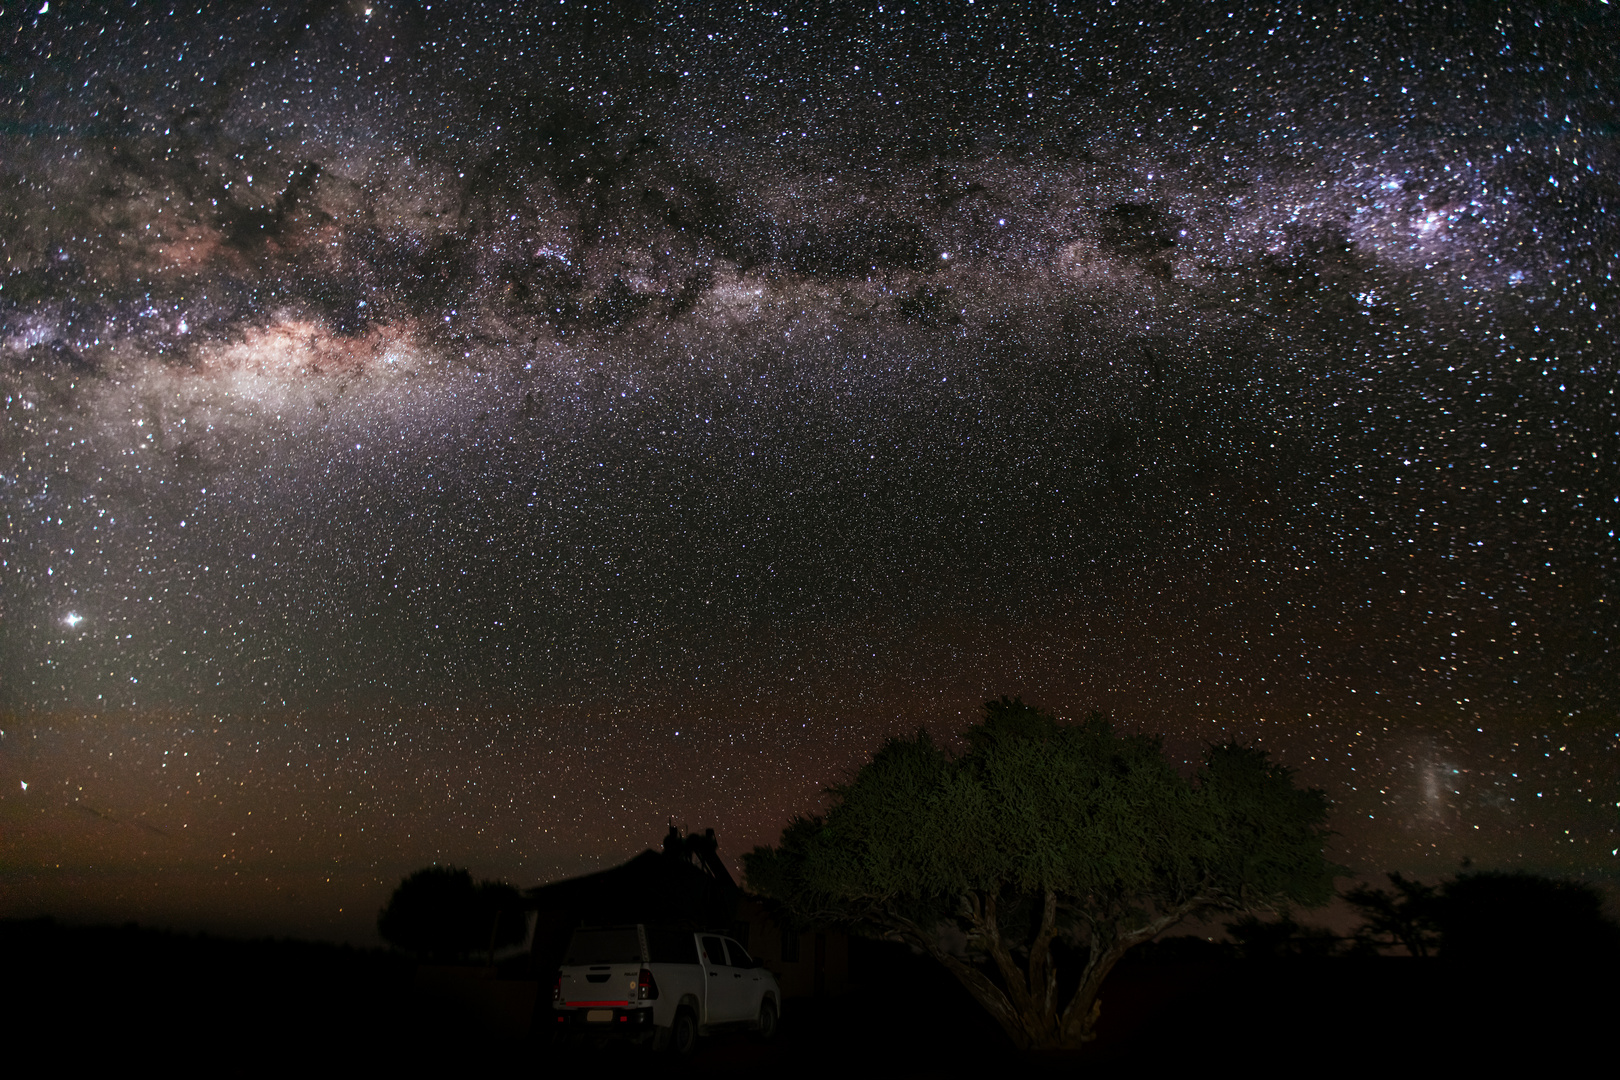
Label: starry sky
xmin=1 ymin=1 xmax=1615 ymax=942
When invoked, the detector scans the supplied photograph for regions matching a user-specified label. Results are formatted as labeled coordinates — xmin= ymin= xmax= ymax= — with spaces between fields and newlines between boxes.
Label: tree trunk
xmin=918 ymin=940 xmax=1035 ymax=1049
xmin=922 ymin=939 xmax=1110 ymax=1051
xmin=897 ymin=897 xmax=1202 ymax=1051
xmin=896 ymin=904 xmax=1099 ymax=1050
xmin=1058 ymin=946 xmax=1125 ymax=1046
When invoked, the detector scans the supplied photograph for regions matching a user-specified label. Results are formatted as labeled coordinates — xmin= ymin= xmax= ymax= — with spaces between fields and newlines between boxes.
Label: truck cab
xmin=551 ymin=923 xmax=780 ymax=1053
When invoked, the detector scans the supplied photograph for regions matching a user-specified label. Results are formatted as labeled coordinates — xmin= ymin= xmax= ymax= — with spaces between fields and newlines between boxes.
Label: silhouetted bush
xmin=378 ymin=866 xmax=527 ymax=961
xmin=1435 ymin=871 xmax=1620 ymax=967
xmin=1346 ymin=869 xmax=1620 ymax=968
xmin=1224 ymin=913 xmax=1343 ymax=959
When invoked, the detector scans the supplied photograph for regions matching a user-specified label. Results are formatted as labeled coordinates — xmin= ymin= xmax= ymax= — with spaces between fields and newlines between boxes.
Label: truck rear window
xmin=646 ymin=928 xmax=700 ymax=964
xmin=563 ymin=928 xmax=642 ymax=965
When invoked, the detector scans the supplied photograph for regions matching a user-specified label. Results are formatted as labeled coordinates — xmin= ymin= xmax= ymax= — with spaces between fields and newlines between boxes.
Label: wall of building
xmin=732 ymin=897 xmax=849 ymax=998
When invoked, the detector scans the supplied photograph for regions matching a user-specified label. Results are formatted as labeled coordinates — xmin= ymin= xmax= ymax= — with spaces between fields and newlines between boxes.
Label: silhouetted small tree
xmin=744 ymin=698 xmax=1337 ymax=1051
xmin=1344 ymin=872 xmax=1440 ymax=957
xmin=378 ymin=866 xmax=527 ymax=962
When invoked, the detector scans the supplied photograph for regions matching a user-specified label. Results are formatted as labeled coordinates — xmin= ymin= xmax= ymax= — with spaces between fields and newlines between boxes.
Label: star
xmin=0 ymin=0 xmax=1609 ymax=944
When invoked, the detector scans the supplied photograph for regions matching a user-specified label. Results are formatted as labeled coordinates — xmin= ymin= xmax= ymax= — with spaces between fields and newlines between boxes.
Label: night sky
xmin=1 ymin=1 xmax=1615 ymax=943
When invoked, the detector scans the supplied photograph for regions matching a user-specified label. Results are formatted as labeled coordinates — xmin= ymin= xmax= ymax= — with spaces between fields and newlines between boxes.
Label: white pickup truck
xmin=550 ymin=924 xmax=781 ymax=1053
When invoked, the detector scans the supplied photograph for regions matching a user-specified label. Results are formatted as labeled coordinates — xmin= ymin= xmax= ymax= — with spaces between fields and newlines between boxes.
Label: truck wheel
xmin=668 ymin=1009 xmax=699 ymax=1056
xmin=756 ymin=998 xmax=779 ymax=1041
xmin=542 ymin=1023 xmax=573 ymax=1054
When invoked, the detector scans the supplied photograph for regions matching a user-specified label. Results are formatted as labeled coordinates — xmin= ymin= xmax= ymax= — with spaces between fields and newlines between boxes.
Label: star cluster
xmin=1 ymin=1 xmax=1615 ymax=940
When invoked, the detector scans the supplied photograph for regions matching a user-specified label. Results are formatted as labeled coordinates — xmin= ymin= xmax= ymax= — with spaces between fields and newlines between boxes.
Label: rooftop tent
xmin=526 ymin=828 xmax=740 ymax=971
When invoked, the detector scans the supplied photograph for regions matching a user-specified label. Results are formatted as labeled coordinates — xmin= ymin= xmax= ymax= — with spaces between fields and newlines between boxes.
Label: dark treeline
xmin=0 ymin=918 xmax=446 ymax=1066
xmin=367 ymin=860 xmax=1620 ymax=968
xmin=1224 ymin=869 xmax=1620 ymax=963
xmin=6 ymin=903 xmax=1615 ymax=1073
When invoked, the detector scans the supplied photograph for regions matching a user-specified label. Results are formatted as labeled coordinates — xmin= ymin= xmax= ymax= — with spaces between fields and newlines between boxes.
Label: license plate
xmin=586 ymin=1009 xmax=613 ymax=1023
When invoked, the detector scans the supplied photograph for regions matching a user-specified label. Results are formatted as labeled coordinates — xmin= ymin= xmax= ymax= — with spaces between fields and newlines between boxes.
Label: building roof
xmin=524 ymin=827 xmax=739 ymax=928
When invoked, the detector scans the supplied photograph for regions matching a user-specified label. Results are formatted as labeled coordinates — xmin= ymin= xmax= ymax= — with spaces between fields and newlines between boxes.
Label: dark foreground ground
xmin=4 ymin=920 xmax=1610 ymax=1074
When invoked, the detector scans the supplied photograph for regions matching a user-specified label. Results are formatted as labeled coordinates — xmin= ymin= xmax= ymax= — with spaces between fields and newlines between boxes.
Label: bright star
xmin=64 ymin=612 xmax=83 ymax=628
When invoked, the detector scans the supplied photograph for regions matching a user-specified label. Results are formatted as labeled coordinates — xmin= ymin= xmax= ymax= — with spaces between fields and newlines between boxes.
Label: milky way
xmin=1 ymin=2 xmax=1615 ymax=940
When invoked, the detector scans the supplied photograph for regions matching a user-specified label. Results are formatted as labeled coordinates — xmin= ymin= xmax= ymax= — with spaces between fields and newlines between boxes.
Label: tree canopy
xmin=744 ymin=697 xmax=1337 ymax=1050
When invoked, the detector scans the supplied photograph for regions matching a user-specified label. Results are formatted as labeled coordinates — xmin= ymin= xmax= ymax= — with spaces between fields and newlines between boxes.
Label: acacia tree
xmin=744 ymin=698 xmax=1337 ymax=1050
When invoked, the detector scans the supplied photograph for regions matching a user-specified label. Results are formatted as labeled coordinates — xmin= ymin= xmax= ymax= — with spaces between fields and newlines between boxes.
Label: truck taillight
xmin=552 ymin=974 xmax=562 ymax=1003
xmin=637 ymin=968 xmax=659 ymax=1000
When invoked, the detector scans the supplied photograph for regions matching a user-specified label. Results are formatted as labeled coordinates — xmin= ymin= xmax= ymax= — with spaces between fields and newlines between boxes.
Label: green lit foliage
xmin=745 ymin=698 xmax=1337 ymax=1050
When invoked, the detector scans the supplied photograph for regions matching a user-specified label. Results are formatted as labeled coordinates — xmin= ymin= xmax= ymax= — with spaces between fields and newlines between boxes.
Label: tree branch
xmin=1118 ymin=901 xmax=1202 ymax=948
xmin=978 ymin=891 xmax=1037 ymax=1019
xmin=1055 ymin=898 xmax=1205 ymax=1044
xmin=1028 ymin=887 xmax=1059 ymax=1014
xmin=886 ymin=911 xmax=1032 ymax=1051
